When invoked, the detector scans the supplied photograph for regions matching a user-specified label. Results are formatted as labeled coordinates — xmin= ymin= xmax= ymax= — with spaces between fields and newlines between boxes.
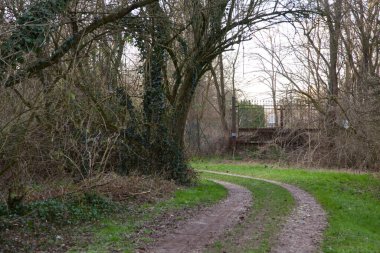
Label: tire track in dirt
xmin=146 ymin=180 xmax=252 ymax=253
xmin=200 ymin=170 xmax=328 ymax=253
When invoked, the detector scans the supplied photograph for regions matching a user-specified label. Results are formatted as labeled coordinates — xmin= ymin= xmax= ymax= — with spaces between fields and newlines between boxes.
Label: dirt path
xmin=146 ymin=180 xmax=252 ymax=253
xmin=200 ymin=170 xmax=328 ymax=253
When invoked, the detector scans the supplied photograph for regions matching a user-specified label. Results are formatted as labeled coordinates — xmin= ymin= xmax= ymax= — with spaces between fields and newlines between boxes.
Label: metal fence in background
xmin=237 ymin=99 xmax=320 ymax=129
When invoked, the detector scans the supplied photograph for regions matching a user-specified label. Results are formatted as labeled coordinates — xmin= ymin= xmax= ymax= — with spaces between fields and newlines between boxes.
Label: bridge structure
xmin=236 ymin=100 xmax=319 ymax=147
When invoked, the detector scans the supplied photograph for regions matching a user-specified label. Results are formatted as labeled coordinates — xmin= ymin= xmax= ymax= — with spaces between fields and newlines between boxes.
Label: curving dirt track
xmin=200 ymin=170 xmax=328 ymax=253
xmin=146 ymin=180 xmax=252 ymax=253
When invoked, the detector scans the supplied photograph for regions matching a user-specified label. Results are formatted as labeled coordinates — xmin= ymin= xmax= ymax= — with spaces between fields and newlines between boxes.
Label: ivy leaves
xmin=0 ymin=0 xmax=71 ymax=74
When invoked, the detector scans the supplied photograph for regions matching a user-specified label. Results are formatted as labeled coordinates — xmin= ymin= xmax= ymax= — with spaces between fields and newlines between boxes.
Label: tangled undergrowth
xmin=0 ymin=173 xmax=177 ymax=252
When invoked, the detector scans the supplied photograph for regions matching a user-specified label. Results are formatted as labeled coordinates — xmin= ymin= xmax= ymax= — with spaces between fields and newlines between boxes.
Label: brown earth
xmin=200 ymin=170 xmax=328 ymax=253
xmin=144 ymin=180 xmax=252 ymax=253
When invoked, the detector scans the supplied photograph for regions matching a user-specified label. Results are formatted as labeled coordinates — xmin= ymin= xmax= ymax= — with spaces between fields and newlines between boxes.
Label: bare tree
xmin=253 ymin=28 xmax=284 ymax=126
xmin=210 ymin=53 xmax=230 ymax=145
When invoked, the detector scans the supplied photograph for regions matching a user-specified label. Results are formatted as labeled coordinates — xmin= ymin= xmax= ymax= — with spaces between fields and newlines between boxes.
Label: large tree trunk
xmin=324 ymin=0 xmax=343 ymax=134
xmin=172 ymin=63 xmax=202 ymax=148
xmin=210 ymin=54 xmax=230 ymax=150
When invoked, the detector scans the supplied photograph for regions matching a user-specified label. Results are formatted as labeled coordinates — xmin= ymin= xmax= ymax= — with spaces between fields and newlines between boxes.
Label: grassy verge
xmin=68 ymin=179 xmax=228 ymax=252
xmin=192 ymin=161 xmax=380 ymax=253
xmin=202 ymin=172 xmax=294 ymax=253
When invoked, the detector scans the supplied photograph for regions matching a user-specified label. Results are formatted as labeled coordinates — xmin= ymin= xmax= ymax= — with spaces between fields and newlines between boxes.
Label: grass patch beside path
xmin=69 ymin=179 xmax=227 ymax=252
xmin=192 ymin=161 xmax=380 ymax=253
xmin=202 ymin=172 xmax=294 ymax=253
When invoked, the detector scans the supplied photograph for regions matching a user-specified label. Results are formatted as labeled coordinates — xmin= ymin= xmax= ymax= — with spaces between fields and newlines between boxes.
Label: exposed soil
xmin=144 ymin=180 xmax=252 ymax=253
xmin=133 ymin=205 xmax=209 ymax=250
xmin=201 ymin=170 xmax=328 ymax=253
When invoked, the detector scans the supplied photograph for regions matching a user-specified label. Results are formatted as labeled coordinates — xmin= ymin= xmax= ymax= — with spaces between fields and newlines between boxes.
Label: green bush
xmin=0 ymin=192 xmax=117 ymax=225
xmin=0 ymin=203 xmax=8 ymax=216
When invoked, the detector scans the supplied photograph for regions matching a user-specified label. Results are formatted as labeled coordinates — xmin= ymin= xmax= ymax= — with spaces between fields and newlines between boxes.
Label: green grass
xmin=202 ymin=172 xmax=294 ymax=253
xmin=163 ymin=179 xmax=228 ymax=208
xmin=192 ymin=161 xmax=380 ymax=253
xmin=69 ymin=179 xmax=228 ymax=252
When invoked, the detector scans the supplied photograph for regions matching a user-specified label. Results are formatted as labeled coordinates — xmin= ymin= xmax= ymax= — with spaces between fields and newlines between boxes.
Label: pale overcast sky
xmin=232 ymin=23 xmax=304 ymax=102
